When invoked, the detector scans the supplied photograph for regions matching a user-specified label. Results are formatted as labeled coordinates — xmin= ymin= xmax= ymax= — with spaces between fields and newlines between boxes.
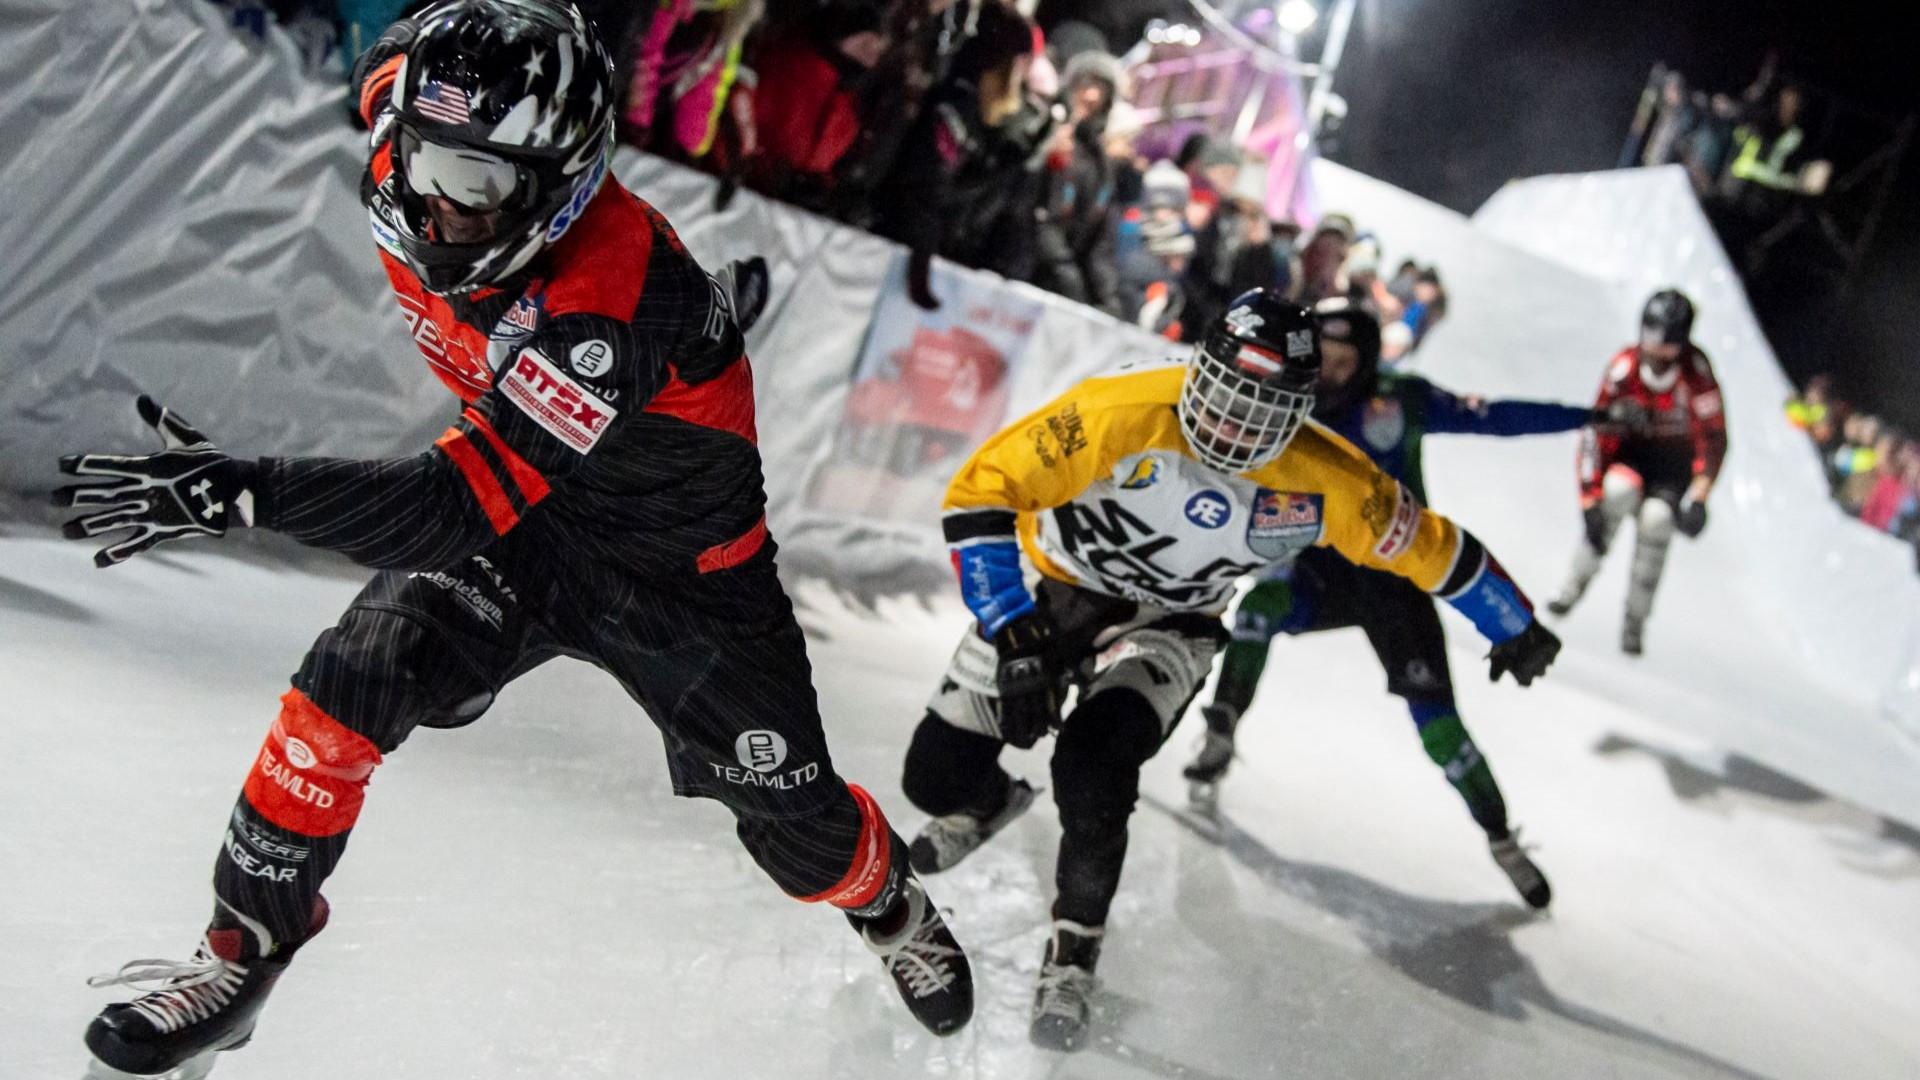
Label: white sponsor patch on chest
xmin=499 ymin=346 xmax=618 ymax=453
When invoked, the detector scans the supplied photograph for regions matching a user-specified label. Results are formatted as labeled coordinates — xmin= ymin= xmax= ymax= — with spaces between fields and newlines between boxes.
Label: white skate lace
xmin=864 ymin=887 xmax=961 ymax=998
xmin=889 ymin=921 xmax=963 ymax=998
xmin=87 ymin=940 xmax=247 ymax=1034
xmin=1033 ymin=962 xmax=1095 ymax=1020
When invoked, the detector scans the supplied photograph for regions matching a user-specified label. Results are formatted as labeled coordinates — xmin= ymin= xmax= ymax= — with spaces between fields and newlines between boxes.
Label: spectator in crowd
xmin=1859 ymin=439 xmax=1918 ymax=533
xmin=1785 ymin=373 xmax=1833 ymax=432
xmin=824 ymin=0 xmax=985 ymax=225
xmin=1180 ymin=157 xmax=1292 ymax=343
xmin=868 ymin=0 xmax=1041 ymax=309
xmin=620 ymin=0 xmax=765 ymax=163
xmin=1832 ymin=414 xmax=1885 ymax=511
xmin=1031 ymin=49 xmax=1128 ymax=315
xmin=1104 ymin=101 xmax=1148 ymax=207
xmin=1337 ymin=234 xmax=1385 ymax=313
xmin=737 ymin=6 xmax=889 ymax=208
xmin=1295 ymin=213 xmax=1354 ymax=305
xmin=1642 ymin=70 xmax=1697 ymax=167
xmin=1182 ymin=138 xmax=1243 ymax=232
xmin=1116 ymin=160 xmax=1194 ymax=338
xmin=1382 ymin=266 xmax=1447 ymax=362
xmin=1726 ymin=82 xmax=1806 ymax=199
xmin=1687 ymin=93 xmax=1743 ymax=195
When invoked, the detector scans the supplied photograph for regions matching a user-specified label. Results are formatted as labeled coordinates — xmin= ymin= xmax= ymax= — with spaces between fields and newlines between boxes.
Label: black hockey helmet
xmin=383 ymin=0 xmax=615 ymax=294
xmin=1181 ymin=289 xmax=1319 ymax=473
xmin=1640 ymin=288 xmax=1695 ymax=348
xmin=1309 ymin=296 xmax=1382 ymax=420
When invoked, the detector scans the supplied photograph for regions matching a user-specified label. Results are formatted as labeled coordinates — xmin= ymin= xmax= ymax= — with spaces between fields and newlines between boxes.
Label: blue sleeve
xmin=1423 ymin=383 xmax=1592 ymax=437
xmin=943 ymin=508 xmax=1035 ymax=636
xmin=1432 ymin=532 xmax=1535 ymax=644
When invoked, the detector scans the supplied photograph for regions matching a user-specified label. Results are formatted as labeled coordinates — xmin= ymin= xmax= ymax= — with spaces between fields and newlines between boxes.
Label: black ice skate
xmin=854 ymin=875 xmax=974 ymax=1036
xmin=908 ymin=775 xmax=1036 ymax=874
xmin=1182 ymin=705 xmax=1238 ymax=811
xmin=86 ymin=897 xmax=327 ymax=1078
xmin=1030 ymin=919 xmax=1103 ymax=1052
xmin=1490 ymin=830 xmax=1552 ymax=909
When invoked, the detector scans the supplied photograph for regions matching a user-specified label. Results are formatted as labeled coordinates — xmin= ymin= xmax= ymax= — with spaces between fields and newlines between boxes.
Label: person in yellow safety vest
xmin=1727 ymin=83 xmax=1804 ymax=194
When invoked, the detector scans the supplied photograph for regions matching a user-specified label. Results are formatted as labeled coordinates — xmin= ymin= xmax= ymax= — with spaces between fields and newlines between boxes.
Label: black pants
xmin=1212 ymin=547 xmax=1510 ymax=837
xmin=215 ymin=545 xmax=890 ymax=944
xmin=902 ymin=581 xmax=1226 ymax=928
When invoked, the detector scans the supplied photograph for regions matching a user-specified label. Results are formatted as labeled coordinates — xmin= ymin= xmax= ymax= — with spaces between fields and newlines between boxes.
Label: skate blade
xmin=85 ymin=1052 xmax=220 ymax=1080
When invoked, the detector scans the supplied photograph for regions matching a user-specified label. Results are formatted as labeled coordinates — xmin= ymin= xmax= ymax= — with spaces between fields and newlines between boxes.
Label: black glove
xmin=53 ymin=396 xmax=254 ymax=568
xmin=1582 ymin=504 xmax=1611 ymax=552
xmin=992 ymin=614 xmax=1060 ymax=749
xmin=1488 ymin=620 xmax=1561 ymax=687
xmin=716 ymin=255 xmax=770 ymax=335
xmin=907 ymin=249 xmax=941 ymax=311
xmin=1676 ymin=497 xmax=1708 ymax=538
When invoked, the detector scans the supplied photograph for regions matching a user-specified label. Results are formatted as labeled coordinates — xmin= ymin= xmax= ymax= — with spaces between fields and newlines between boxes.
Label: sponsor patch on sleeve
xmin=499 ymin=346 xmax=619 ymax=454
xmin=1372 ymin=480 xmax=1421 ymax=560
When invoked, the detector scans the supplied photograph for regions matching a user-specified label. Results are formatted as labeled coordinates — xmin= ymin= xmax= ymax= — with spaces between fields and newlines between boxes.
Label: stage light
xmin=1278 ymin=0 xmax=1319 ymax=35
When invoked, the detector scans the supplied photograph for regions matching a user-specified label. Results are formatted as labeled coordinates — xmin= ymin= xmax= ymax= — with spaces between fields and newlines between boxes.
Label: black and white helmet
xmin=1640 ymin=287 xmax=1695 ymax=348
xmin=1180 ymin=290 xmax=1320 ymax=473
xmin=378 ymin=0 xmax=615 ymax=294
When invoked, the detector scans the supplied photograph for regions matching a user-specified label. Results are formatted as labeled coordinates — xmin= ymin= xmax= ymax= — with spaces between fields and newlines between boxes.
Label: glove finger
xmin=61 ymin=453 xmax=152 ymax=481
xmin=54 ymin=480 xmax=140 ymax=508
xmin=139 ymin=395 xmax=208 ymax=449
xmin=96 ymin=528 xmax=165 ymax=568
xmin=1488 ymin=656 xmax=1508 ymax=683
xmin=64 ymin=503 xmax=151 ymax=539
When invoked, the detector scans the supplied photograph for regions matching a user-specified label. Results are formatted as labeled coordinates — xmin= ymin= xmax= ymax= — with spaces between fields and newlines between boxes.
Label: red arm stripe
xmin=461 ymin=407 xmax=552 ymax=507
xmin=435 ymin=428 xmax=521 ymax=535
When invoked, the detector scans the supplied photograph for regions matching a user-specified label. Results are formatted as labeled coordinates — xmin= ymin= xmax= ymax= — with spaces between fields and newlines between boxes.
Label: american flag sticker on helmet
xmin=416 ymin=81 xmax=471 ymax=125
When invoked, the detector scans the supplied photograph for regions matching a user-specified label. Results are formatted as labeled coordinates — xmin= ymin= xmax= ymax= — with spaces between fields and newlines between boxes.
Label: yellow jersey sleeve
xmin=943 ymin=365 xmax=1186 ymax=517
xmin=1255 ymin=424 xmax=1464 ymax=592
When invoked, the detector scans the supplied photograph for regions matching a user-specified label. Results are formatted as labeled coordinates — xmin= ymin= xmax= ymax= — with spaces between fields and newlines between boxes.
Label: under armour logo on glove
xmin=52 ymin=395 xmax=255 ymax=568
xmin=190 ymin=478 xmax=224 ymax=520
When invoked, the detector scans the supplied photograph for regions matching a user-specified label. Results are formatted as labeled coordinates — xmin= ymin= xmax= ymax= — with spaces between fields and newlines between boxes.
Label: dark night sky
xmin=1038 ymin=0 xmax=1920 ymax=430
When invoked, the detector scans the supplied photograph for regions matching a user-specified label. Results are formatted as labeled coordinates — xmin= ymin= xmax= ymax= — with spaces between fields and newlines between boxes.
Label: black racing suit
xmin=213 ymin=55 xmax=902 ymax=947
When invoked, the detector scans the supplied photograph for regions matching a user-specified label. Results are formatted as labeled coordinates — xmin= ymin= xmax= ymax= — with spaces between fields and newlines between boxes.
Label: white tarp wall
xmin=3 ymin=2 xmax=1914 ymax=813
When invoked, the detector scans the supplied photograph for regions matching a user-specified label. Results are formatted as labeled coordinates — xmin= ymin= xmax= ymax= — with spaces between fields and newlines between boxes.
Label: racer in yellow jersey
xmin=897 ymin=290 xmax=1562 ymax=1051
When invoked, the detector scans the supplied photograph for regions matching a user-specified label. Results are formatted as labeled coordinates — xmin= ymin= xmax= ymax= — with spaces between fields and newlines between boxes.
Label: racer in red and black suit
xmin=63 ymin=5 xmax=970 ymax=1076
xmin=1547 ymin=287 xmax=1729 ymax=654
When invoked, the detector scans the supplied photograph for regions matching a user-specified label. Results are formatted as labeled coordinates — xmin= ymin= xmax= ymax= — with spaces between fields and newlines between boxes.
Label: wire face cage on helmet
xmin=1179 ymin=336 xmax=1316 ymax=474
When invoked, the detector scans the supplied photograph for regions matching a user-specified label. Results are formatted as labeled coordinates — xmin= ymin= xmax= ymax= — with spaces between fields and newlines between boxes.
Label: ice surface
xmin=3 ymin=530 xmax=1916 ymax=1080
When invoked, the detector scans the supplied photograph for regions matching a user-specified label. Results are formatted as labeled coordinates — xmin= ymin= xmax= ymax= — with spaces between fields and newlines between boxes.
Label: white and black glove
xmin=53 ymin=395 xmax=255 ymax=568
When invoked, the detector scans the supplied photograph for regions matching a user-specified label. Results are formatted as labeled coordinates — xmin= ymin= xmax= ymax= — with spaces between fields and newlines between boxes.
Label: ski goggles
xmin=396 ymin=125 xmax=530 ymax=213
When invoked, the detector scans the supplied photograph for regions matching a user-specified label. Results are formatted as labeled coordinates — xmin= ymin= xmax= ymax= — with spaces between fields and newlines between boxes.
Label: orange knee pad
xmin=241 ymin=688 xmax=384 ymax=838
